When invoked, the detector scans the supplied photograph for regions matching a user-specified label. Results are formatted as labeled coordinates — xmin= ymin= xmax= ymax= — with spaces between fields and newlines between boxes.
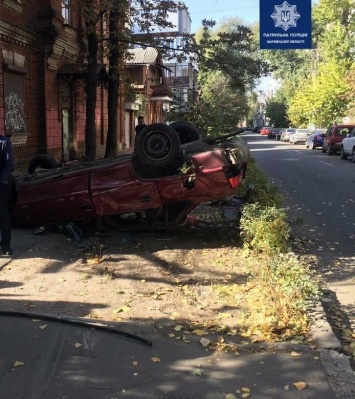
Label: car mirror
xmin=346 ymin=133 xmax=350 ymax=138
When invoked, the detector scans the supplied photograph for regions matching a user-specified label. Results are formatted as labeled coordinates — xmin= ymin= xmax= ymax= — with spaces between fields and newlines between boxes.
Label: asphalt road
xmin=244 ymin=132 xmax=355 ymax=335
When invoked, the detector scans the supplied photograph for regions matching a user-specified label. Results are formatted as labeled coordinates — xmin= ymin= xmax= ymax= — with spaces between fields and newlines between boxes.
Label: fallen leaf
xmin=200 ymin=338 xmax=211 ymax=347
xmin=39 ymin=325 xmax=47 ymax=330
xmin=174 ymin=325 xmax=184 ymax=331
xmin=284 ymin=385 xmax=290 ymax=390
xmin=242 ymin=387 xmax=251 ymax=393
xmin=293 ymin=381 xmax=307 ymax=390
xmin=225 ymin=394 xmax=237 ymax=399
xmin=13 ymin=361 xmax=24 ymax=367
xmin=132 ymin=361 xmax=138 ymax=366
xmin=113 ymin=306 xmax=131 ymax=313
xmin=151 ymin=356 xmax=160 ymax=363
xmin=191 ymin=368 xmax=202 ymax=376
xmin=74 ymin=343 xmax=82 ymax=348
xmin=192 ymin=329 xmax=208 ymax=336
xmin=290 ymin=351 xmax=302 ymax=357
xmin=242 ymin=394 xmax=251 ymax=398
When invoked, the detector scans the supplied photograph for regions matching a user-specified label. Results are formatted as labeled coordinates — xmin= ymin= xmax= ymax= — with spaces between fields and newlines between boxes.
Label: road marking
xmin=319 ymin=161 xmax=334 ymax=167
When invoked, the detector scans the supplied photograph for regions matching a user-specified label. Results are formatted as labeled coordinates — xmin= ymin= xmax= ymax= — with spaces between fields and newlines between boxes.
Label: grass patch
xmin=240 ymin=255 xmax=319 ymax=340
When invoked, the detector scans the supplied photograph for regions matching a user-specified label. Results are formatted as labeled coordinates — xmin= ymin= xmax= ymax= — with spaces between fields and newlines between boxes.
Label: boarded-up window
xmin=4 ymin=71 xmax=27 ymax=134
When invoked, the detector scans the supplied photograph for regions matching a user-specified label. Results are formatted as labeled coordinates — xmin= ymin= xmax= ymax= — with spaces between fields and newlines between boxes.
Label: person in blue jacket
xmin=0 ymin=134 xmax=14 ymax=256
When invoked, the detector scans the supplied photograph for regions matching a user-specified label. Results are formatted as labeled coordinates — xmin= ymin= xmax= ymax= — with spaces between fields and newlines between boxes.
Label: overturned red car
xmin=11 ymin=122 xmax=250 ymax=230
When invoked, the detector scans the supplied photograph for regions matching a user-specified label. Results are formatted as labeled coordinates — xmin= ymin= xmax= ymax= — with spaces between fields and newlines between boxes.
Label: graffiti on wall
xmin=5 ymin=92 xmax=27 ymax=133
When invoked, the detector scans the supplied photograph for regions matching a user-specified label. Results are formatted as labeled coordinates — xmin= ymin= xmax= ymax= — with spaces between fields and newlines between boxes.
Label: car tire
xmin=28 ymin=154 xmax=58 ymax=174
xmin=340 ymin=146 xmax=348 ymax=160
xmin=135 ymin=123 xmax=180 ymax=167
xmin=352 ymin=148 xmax=355 ymax=163
xmin=312 ymin=143 xmax=316 ymax=150
xmin=170 ymin=121 xmax=200 ymax=144
xmin=327 ymin=144 xmax=333 ymax=155
xmin=322 ymin=145 xmax=326 ymax=153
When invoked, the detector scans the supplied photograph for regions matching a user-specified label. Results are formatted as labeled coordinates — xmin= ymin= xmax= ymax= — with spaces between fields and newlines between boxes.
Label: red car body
xmin=260 ymin=127 xmax=272 ymax=136
xmin=11 ymin=126 xmax=250 ymax=230
xmin=322 ymin=124 xmax=355 ymax=154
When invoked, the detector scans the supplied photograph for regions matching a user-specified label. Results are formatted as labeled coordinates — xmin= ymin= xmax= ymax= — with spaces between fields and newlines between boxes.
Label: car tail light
xmin=228 ymin=175 xmax=240 ymax=188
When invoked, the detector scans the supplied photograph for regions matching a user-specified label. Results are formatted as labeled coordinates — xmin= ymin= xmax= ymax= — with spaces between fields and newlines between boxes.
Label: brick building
xmin=0 ymin=0 xmax=171 ymax=172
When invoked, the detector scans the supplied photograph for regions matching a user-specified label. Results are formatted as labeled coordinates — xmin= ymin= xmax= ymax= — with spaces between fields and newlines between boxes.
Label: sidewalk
xmin=0 ymin=228 xmax=354 ymax=399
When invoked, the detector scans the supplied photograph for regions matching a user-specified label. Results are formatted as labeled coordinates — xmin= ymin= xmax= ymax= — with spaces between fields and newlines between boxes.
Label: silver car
xmin=280 ymin=128 xmax=296 ymax=142
xmin=289 ymin=128 xmax=311 ymax=144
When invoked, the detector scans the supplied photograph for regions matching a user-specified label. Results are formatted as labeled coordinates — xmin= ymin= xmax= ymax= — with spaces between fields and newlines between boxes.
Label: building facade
xmin=131 ymin=1 xmax=198 ymax=121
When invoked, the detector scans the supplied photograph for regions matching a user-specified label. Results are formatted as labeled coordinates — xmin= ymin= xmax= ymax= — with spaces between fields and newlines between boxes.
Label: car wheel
xmin=312 ymin=144 xmax=316 ymax=150
xmin=170 ymin=121 xmax=200 ymax=144
xmin=28 ymin=154 xmax=59 ymax=174
xmin=321 ymin=145 xmax=326 ymax=153
xmin=340 ymin=146 xmax=348 ymax=160
xmin=352 ymin=148 xmax=355 ymax=163
xmin=327 ymin=144 xmax=333 ymax=155
xmin=135 ymin=123 xmax=180 ymax=167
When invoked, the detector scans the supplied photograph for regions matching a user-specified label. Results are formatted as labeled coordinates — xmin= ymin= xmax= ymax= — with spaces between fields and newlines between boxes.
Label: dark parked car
xmin=10 ymin=123 xmax=250 ymax=230
xmin=322 ymin=124 xmax=355 ymax=155
xmin=306 ymin=129 xmax=326 ymax=149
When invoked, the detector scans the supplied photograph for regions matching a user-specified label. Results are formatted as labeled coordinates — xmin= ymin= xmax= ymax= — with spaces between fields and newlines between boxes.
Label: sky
xmin=182 ymin=0 xmax=260 ymax=33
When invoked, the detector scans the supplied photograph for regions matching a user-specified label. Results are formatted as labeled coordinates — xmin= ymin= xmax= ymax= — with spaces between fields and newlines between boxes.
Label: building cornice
xmin=0 ymin=18 xmax=38 ymax=50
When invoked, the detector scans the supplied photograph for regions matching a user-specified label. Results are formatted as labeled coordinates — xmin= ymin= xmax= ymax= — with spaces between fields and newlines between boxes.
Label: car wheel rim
xmin=143 ymin=133 xmax=171 ymax=160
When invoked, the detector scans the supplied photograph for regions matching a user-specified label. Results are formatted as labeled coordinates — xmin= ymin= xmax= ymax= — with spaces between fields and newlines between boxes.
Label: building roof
xmin=127 ymin=47 xmax=159 ymax=64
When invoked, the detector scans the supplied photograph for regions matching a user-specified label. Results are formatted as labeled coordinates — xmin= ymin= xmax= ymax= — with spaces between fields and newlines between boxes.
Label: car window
xmin=336 ymin=127 xmax=350 ymax=136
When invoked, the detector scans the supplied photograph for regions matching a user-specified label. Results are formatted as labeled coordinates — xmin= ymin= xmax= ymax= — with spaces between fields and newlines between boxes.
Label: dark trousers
xmin=0 ymin=182 xmax=11 ymax=246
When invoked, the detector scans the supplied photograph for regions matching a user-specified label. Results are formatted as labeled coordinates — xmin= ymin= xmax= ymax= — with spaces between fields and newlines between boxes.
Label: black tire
xmin=135 ymin=123 xmax=180 ymax=167
xmin=28 ymin=154 xmax=58 ymax=174
xmin=340 ymin=146 xmax=347 ymax=160
xmin=170 ymin=121 xmax=200 ymax=144
xmin=321 ymin=145 xmax=326 ymax=153
xmin=352 ymin=148 xmax=355 ymax=164
xmin=327 ymin=144 xmax=333 ymax=155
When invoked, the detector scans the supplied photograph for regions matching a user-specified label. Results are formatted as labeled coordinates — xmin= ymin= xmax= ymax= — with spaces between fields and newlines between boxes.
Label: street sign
xmin=260 ymin=0 xmax=312 ymax=50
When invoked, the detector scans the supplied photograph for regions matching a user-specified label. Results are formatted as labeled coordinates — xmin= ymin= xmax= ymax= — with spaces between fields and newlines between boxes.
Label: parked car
xmin=260 ymin=126 xmax=272 ymax=136
xmin=10 ymin=123 xmax=250 ymax=230
xmin=322 ymin=124 xmax=355 ymax=155
xmin=268 ymin=127 xmax=281 ymax=139
xmin=306 ymin=129 xmax=327 ymax=149
xmin=340 ymin=127 xmax=355 ymax=162
xmin=280 ymin=128 xmax=296 ymax=142
xmin=276 ymin=128 xmax=286 ymax=141
xmin=289 ymin=128 xmax=311 ymax=144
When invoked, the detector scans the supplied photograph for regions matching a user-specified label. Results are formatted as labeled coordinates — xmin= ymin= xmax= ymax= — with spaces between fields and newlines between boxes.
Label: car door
xmin=90 ymin=161 xmax=163 ymax=216
xmin=20 ymin=169 xmax=93 ymax=226
xmin=344 ymin=129 xmax=355 ymax=154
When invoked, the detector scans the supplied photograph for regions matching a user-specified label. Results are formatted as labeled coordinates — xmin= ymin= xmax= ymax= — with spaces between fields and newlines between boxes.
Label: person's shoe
xmin=1 ymin=245 xmax=13 ymax=256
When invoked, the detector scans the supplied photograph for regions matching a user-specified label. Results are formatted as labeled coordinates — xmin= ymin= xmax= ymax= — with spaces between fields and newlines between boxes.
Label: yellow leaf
xmin=151 ymin=356 xmax=160 ymax=363
xmin=192 ymin=329 xmax=208 ymax=336
xmin=75 ymin=343 xmax=82 ymax=348
xmin=32 ymin=319 xmax=41 ymax=322
xmin=293 ymin=381 xmax=307 ymax=390
xmin=13 ymin=361 xmax=24 ymax=367
xmin=132 ymin=361 xmax=138 ymax=366
xmin=242 ymin=394 xmax=251 ymax=398
xmin=284 ymin=385 xmax=290 ymax=390
xmin=242 ymin=387 xmax=250 ymax=392
xmin=225 ymin=394 xmax=237 ymax=399
xmin=39 ymin=325 xmax=47 ymax=330
xmin=174 ymin=325 xmax=184 ymax=331
xmin=191 ymin=368 xmax=202 ymax=376
xmin=291 ymin=351 xmax=302 ymax=357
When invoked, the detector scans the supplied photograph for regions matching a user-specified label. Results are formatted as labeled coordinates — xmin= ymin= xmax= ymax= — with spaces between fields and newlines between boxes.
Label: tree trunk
xmin=85 ymin=27 xmax=98 ymax=161
xmin=105 ymin=11 xmax=120 ymax=158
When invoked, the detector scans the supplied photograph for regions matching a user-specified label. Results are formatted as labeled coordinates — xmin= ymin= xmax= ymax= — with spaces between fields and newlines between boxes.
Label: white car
xmin=340 ymin=128 xmax=355 ymax=162
xmin=289 ymin=128 xmax=312 ymax=144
